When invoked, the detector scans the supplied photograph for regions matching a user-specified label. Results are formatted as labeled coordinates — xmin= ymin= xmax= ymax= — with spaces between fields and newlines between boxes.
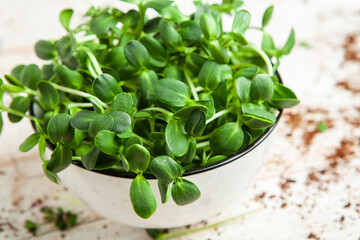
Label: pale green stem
xmin=206 ymin=109 xmax=231 ymax=125
xmin=133 ymin=133 xmax=154 ymax=147
xmin=76 ymin=34 xmax=98 ymax=43
xmin=141 ymin=107 xmax=173 ymax=117
xmin=77 ymin=46 xmax=103 ymax=76
xmin=196 ymin=141 xmax=209 ymax=148
xmin=246 ymin=45 xmax=273 ymax=76
xmin=0 ymin=105 xmax=39 ymax=121
xmin=194 ymin=86 xmax=203 ymax=92
xmin=24 ymin=88 xmax=41 ymax=96
xmin=185 ymin=72 xmax=199 ymax=101
xmin=50 ymin=83 xmax=109 ymax=108
xmin=86 ymin=58 xmax=98 ymax=79
xmin=72 ymin=156 xmax=81 ymax=161
xmin=155 ymin=209 xmax=261 ymax=240
xmin=65 ymin=102 xmax=94 ymax=109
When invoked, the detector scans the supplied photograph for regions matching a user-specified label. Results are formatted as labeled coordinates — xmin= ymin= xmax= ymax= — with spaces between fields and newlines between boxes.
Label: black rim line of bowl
xmin=30 ymin=72 xmax=284 ymax=180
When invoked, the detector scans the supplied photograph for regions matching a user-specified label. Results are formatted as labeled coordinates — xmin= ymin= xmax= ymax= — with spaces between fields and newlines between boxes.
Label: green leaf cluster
xmin=0 ymin=0 xmax=299 ymax=220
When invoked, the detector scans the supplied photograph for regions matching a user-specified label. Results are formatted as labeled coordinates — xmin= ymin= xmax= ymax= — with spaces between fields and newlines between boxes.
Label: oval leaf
xmin=250 ymin=74 xmax=274 ymax=101
xmin=93 ymin=73 xmax=121 ymax=103
xmin=70 ymin=110 xmax=97 ymax=131
xmin=35 ymin=40 xmax=57 ymax=60
xmin=124 ymin=40 xmax=150 ymax=69
xmin=154 ymin=78 xmax=190 ymax=107
xmin=171 ymin=177 xmax=201 ymax=206
xmin=81 ymin=146 xmax=100 ymax=170
xmin=126 ymin=144 xmax=150 ymax=173
xmin=20 ymin=64 xmax=41 ymax=90
xmin=47 ymin=144 xmax=72 ymax=174
xmin=88 ymin=113 xmax=114 ymax=137
xmin=165 ymin=119 xmax=189 ymax=157
xmin=47 ymin=113 xmax=75 ymax=143
xmin=150 ymin=156 xmax=184 ymax=185
xmin=108 ymin=111 xmax=131 ymax=133
xmin=38 ymin=81 xmax=60 ymax=110
xmin=209 ymin=122 xmax=244 ymax=155
xmin=8 ymin=96 xmax=30 ymax=123
xmin=19 ymin=133 xmax=40 ymax=152
xmin=198 ymin=60 xmax=221 ymax=91
xmin=95 ymin=130 xmax=121 ymax=155
xmin=130 ymin=175 xmax=157 ymax=219
xmin=232 ymin=10 xmax=251 ymax=35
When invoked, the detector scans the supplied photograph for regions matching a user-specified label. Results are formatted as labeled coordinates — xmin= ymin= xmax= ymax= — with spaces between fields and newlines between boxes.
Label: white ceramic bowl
xmin=58 ymin=110 xmax=281 ymax=229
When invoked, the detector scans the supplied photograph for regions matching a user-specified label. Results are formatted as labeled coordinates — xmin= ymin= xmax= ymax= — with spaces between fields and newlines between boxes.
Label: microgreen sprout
xmin=0 ymin=0 xmax=299 ymax=219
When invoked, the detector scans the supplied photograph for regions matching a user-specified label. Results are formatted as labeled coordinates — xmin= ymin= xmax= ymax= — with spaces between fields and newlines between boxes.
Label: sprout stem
xmin=185 ymin=72 xmax=199 ymax=101
xmin=133 ymin=133 xmax=154 ymax=147
xmin=77 ymin=46 xmax=103 ymax=76
xmin=196 ymin=141 xmax=209 ymax=148
xmin=50 ymin=83 xmax=108 ymax=108
xmin=0 ymin=105 xmax=40 ymax=122
xmin=141 ymin=107 xmax=173 ymax=117
xmin=65 ymin=102 xmax=94 ymax=109
xmin=206 ymin=109 xmax=231 ymax=125
xmin=246 ymin=45 xmax=273 ymax=76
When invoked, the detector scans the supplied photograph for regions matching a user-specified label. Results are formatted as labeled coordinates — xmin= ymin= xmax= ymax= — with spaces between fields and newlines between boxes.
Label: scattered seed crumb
xmin=344 ymin=203 xmax=351 ymax=208
xmin=281 ymin=203 xmax=287 ymax=208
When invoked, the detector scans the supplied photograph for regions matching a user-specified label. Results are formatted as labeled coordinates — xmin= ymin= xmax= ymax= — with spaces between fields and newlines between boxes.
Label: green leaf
xmin=42 ymin=161 xmax=59 ymax=184
xmin=59 ymin=9 xmax=73 ymax=30
xmin=8 ymin=96 xmax=30 ymax=123
xmin=176 ymin=137 xmax=196 ymax=164
xmin=4 ymin=74 xmax=22 ymax=86
xmin=242 ymin=103 xmax=276 ymax=129
xmin=108 ymin=111 xmax=131 ymax=133
xmin=232 ymin=10 xmax=251 ymax=34
xmin=234 ymin=66 xmax=259 ymax=78
xmin=185 ymin=111 xmax=206 ymax=137
xmin=95 ymin=130 xmax=121 ymax=155
xmin=119 ymin=152 xmax=130 ymax=172
xmin=212 ymin=80 xmax=228 ymax=109
xmin=282 ymin=28 xmax=295 ymax=55
xmin=20 ymin=64 xmax=41 ymax=90
xmin=140 ymin=35 xmax=168 ymax=67
xmin=199 ymin=13 xmax=219 ymax=40
xmin=81 ymin=146 xmax=99 ymax=170
xmin=54 ymin=65 xmax=83 ymax=90
xmin=41 ymin=64 xmax=55 ymax=80
xmin=126 ymin=144 xmax=150 ymax=173
xmin=210 ymin=122 xmax=244 ymax=155
xmin=11 ymin=65 xmax=26 ymax=80
xmin=19 ymin=133 xmax=40 ymax=152
xmin=262 ymin=6 xmax=273 ymax=28
xmin=88 ymin=113 xmax=114 ymax=137
xmin=150 ymin=156 xmax=184 ymax=185
xmin=236 ymin=77 xmax=251 ymax=103
xmin=2 ymin=84 xmax=25 ymax=93
xmin=164 ymin=64 xmax=186 ymax=83
xmin=185 ymin=53 xmax=207 ymax=76
xmin=230 ymin=32 xmax=248 ymax=45
xmin=90 ymin=12 xmax=117 ymax=36
xmin=130 ymin=175 xmax=157 ymax=219
xmin=47 ymin=143 xmax=72 ymax=174
xmin=0 ymin=114 xmax=3 ymax=135
xmin=139 ymin=70 xmax=158 ymax=101
xmin=47 ymin=113 xmax=75 ymax=143
xmin=199 ymin=93 xmax=215 ymax=120
xmin=154 ymin=78 xmax=190 ymax=107
xmin=250 ymin=74 xmax=274 ymax=101
xmin=159 ymin=5 xmax=189 ymax=23
xmin=70 ymin=110 xmax=97 ymax=131
xmin=35 ymin=40 xmax=57 ymax=60
xmin=173 ymin=105 xmax=208 ymax=119
xmin=262 ymin=32 xmax=275 ymax=51
xmin=114 ymin=93 xmax=133 ymax=115
xmin=124 ymin=40 xmax=150 ymax=69
xmin=38 ymin=81 xmax=60 ymax=110
xmin=144 ymin=0 xmax=173 ymax=11
xmin=269 ymin=82 xmax=300 ymax=108
xmin=179 ymin=20 xmax=202 ymax=42
xmin=171 ymin=178 xmax=201 ymax=206
xmin=198 ymin=60 xmax=221 ymax=91
xmin=158 ymin=181 xmax=171 ymax=204
xmin=159 ymin=19 xmax=183 ymax=52
xmin=39 ymin=136 xmax=47 ymax=161
xmin=165 ymin=119 xmax=189 ymax=157
xmin=56 ymin=36 xmax=74 ymax=61
xmin=92 ymin=73 xmax=121 ymax=103
xmin=94 ymin=151 xmax=121 ymax=170
xmin=205 ymin=155 xmax=227 ymax=166
xmin=208 ymin=40 xmax=230 ymax=64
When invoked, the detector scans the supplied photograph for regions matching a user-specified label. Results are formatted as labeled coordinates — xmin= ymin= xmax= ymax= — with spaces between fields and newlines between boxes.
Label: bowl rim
xmin=31 ymin=73 xmax=283 ymax=180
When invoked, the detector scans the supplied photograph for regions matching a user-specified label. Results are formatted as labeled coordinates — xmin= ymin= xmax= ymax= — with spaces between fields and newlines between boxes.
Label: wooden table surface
xmin=0 ymin=0 xmax=359 ymax=239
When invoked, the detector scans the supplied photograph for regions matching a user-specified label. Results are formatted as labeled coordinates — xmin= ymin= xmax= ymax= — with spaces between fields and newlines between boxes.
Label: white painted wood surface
xmin=0 ymin=0 xmax=359 ymax=239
